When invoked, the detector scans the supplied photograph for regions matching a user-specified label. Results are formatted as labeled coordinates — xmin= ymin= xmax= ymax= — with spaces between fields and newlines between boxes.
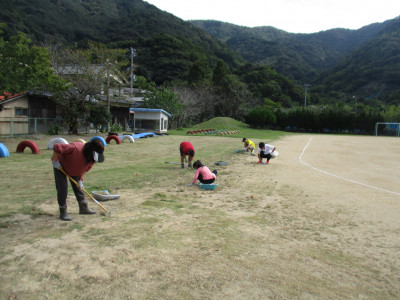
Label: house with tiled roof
xmin=0 ymin=91 xmax=62 ymax=136
xmin=0 ymin=88 xmax=149 ymax=136
xmin=0 ymin=93 xmax=30 ymax=136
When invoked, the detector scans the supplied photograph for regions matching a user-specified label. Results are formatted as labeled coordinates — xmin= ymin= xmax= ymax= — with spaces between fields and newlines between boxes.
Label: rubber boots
xmin=59 ymin=206 xmax=72 ymax=221
xmin=79 ymin=202 xmax=96 ymax=215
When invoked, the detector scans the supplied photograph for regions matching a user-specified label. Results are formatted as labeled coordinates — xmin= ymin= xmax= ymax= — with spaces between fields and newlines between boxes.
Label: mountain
xmin=191 ymin=20 xmax=390 ymax=83
xmin=192 ymin=18 xmax=400 ymax=103
xmin=1 ymin=0 xmax=399 ymax=104
xmin=189 ymin=20 xmax=293 ymax=43
xmin=0 ymin=0 xmax=245 ymax=84
xmin=316 ymin=17 xmax=400 ymax=104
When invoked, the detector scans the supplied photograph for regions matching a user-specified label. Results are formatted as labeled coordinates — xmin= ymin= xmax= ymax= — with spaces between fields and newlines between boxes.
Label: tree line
xmin=244 ymin=102 xmax=400 ymax=134
xmin=2 ymin=24 xmax=400 ymax=135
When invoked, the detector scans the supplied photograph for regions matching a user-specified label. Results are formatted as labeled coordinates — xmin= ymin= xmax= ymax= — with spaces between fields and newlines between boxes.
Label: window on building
xmin=15 ymin=107 xmax=28 ymax=117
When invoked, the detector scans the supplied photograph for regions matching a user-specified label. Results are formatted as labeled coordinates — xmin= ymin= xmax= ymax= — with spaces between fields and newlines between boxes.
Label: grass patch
xmin=169 ymin=117 xmax=294 ymax=141
xmin=1 ymin=119 xmax=395 ymax=299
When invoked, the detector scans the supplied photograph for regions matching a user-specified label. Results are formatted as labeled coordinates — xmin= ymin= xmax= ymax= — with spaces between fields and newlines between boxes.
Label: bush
xmin=110 ymin=123 xmax=123 ymax=132
xmin=245 ymin=107 xmax=276 ymax=128
xmin=48 ymin=124 xmax=61 ymax=135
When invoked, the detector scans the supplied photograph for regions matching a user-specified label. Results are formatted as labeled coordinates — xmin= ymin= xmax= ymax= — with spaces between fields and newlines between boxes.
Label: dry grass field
xmin=0 ymin=133 xmax=399 ymax=299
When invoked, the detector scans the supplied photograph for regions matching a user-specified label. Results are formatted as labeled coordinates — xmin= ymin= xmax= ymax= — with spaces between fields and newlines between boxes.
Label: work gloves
xmin=78 ymin=180 xmax=84 ymax=190
xmin=52 ymin=160 xmax=61 ymax=169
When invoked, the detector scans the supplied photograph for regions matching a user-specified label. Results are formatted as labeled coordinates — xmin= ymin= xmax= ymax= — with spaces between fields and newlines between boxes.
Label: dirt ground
xmin=1 ymin=134 xmax=399 ymax=299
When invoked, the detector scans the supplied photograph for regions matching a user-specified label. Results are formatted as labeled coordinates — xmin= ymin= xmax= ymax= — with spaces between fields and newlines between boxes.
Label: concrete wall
xmin=0 ymin=95 xmax=29 ymax=135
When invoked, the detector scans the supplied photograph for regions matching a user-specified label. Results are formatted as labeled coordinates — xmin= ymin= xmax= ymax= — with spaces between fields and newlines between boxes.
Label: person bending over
xmin=179 ymin=141 xmax=195 ymax=168
xmin=51 ymin=139 xmax=105 ymax=221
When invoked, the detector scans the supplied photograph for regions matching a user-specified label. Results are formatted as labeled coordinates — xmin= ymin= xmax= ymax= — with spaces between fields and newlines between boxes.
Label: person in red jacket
xmin=51 ymin=139 xmax=105 ymax=221
xmin=179 ymin=141 xmax=195 ymax=168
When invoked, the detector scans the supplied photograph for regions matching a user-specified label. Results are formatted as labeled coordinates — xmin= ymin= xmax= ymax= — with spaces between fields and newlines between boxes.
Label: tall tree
xmin=383 ymin=105 xmax=400 ymax=122
xmin=48 ymin=43 xmax=125 ymax=134
xmin=142 ymin=85 xmax=183 ymax=128
xmin=188 ymin=60 xmax=209 ymax=87
xmin=0 ymin=24 xmax=64 ymax=96
xmin=212 ymin=60 xmax=228 ymax=88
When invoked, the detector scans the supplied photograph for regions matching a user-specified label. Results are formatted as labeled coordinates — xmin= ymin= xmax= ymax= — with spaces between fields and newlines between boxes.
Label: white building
xmin=130 ymin=108 xmax=171 ymax=133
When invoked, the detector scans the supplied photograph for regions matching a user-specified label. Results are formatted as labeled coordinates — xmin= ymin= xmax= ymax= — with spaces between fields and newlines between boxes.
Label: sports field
xmin=0 ymin=133 xmax=399 ymax=299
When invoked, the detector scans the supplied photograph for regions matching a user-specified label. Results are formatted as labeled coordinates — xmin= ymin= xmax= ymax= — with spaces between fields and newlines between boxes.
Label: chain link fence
xmin=0 ymin=117 xmax=96 ymax=137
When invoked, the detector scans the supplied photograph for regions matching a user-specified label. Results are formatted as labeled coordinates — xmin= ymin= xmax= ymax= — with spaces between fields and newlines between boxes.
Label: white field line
xmin=299 ymin=137 xmax=400 ymax=197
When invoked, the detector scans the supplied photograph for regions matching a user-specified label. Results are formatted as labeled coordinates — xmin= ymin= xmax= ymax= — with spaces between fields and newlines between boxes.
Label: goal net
xmin=375 ymin=122 xmax=400 ymax=136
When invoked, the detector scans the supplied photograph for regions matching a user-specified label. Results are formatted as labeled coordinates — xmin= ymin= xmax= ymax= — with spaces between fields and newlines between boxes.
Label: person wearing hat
xmin=51 ymin=139 xmax=105 ymax=221
xmin=242 ymin=138 xmax=256 ymax=156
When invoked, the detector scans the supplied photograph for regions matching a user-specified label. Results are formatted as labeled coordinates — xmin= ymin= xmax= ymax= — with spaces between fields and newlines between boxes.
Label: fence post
xmin=10 ymin=118 xmax=14 ymax=137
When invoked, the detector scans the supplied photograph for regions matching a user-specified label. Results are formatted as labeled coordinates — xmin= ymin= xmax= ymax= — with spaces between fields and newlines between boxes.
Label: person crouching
xmin=190 ymin=160 xmax=217 ymax=185
xmin=257 ymin=142 xmax=276 ymax=164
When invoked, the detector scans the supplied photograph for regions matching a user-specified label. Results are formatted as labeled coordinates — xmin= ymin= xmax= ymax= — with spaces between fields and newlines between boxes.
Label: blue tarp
xmin=118 ymin=132 xmax=156 ymax=139
xmin=132 ymin=132 xmax=156 ymax=138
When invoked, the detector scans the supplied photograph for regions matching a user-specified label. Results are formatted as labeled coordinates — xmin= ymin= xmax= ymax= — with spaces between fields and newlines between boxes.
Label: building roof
xmin=131 ymin=108 xmax=172 ymax=117
xmin=0 ymin=93 xmax=27 ymax=103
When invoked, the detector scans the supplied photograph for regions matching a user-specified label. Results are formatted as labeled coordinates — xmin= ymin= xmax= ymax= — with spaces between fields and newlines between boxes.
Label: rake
xmin=59 ymin=168 xmax=108 ymax=213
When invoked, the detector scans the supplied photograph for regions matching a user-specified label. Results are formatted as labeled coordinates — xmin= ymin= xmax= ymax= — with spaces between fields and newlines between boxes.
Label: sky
xmin=144 ymin=0 xmax=399 ymax=34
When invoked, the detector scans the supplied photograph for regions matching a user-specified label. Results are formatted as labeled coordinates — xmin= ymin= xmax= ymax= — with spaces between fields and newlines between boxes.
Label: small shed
xmin=130 ymin=108 xmax=171 ymax=133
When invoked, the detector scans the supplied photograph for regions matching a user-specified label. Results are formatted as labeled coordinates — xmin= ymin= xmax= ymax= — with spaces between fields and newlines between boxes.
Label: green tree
xmin=86 ymin=103 xmax=112 ymax=132
xmin=383 ymin=105 xmax=400 ymax=122
xmin=0 ymin=24 xmax=64 ymax=96
xmin=263 ymin=98 xmax=282 ymax=110
xmin=212 ymin=60 xmax=228 ymax=87
xmin=142 ymin=85 xmax=184 ymax=127
xmin=245 ymin=107 xmax=276 ymax=128
xmin=188 ymin=60 xmax=209 ymax=87
xmin=134 ymin=75 xmax=156 ymax=91
xmin=214 ymin=74 xmax=254 ymax=120
xmin=49 ymin=43 xmax=125 ymax=134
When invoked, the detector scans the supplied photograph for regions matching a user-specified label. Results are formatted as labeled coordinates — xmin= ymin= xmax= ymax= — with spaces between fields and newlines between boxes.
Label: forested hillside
xmin=192 ymin=20 xmax=390 ymax=83
xmin=0 ymin=0 xmax=245 ymax=84
xmin=192 ymin=18 xmax=400 ymax=104
xmin=1 ymin=0 xmax=399 ymax=112
xmin=314 ymin=18 xmax=400 ymax=104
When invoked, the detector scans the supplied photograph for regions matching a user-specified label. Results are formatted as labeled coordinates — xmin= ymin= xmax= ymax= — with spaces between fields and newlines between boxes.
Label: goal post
xmin=375 ymin=122 xmax=400 ymax=136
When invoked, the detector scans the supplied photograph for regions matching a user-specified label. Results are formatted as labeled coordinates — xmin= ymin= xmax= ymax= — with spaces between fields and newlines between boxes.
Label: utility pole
xmin=130 ymin=47 xmax=136 ymax=97
xmin=304 ymin=84 xmax=311 ymax=107
xmin=106 ymin=63 xmax=110 ymax=132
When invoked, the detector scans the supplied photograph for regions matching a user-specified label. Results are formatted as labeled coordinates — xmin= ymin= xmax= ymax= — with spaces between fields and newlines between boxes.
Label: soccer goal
xmin=375 ymin=122 xmax=400 ymax=136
